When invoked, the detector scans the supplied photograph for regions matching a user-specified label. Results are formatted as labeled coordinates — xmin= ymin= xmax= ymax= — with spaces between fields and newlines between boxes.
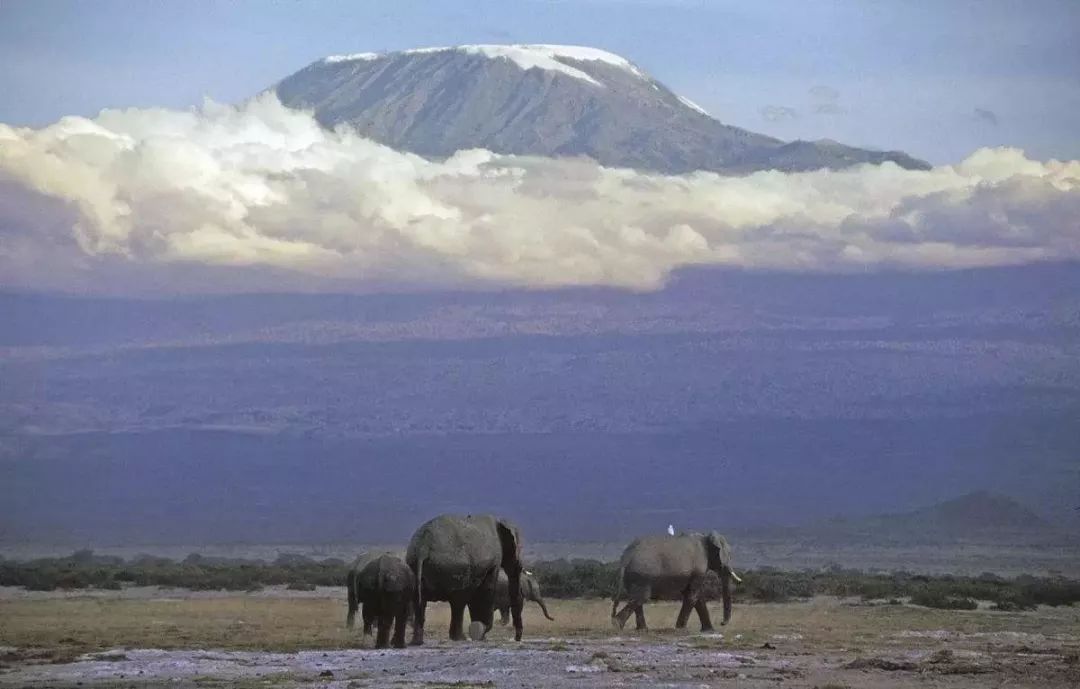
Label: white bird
xmin=667 ymin=524 xmax=675 ymax=536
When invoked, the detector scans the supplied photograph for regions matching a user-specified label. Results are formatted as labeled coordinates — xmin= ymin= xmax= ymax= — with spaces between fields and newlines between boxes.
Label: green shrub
xmin=1016 ymin=577 xmax=1080 ymax=607
xmin=531 ymin=559 xmax=617 ymax=599
xmin=738 ymin=570 xmax=815 ymax=603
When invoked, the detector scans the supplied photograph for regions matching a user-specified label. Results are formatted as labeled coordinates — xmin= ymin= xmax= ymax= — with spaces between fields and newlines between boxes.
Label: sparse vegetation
xmin=2 ymin=551 xmax=1078 ymax=611
xmin=0 ymin=551 xmax=347 ymax=593
xmin=909 ymin=590 xmax=978 ymax=611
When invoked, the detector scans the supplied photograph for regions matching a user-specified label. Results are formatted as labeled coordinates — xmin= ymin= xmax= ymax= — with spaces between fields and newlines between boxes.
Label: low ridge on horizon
xmin=814 ymin=491 xmax=1058 ymax=539
xmin=273 ymin=43 xmax=929 ymax=174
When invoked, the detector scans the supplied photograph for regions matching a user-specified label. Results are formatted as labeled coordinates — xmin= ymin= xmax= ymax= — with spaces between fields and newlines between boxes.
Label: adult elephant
xmin=495 ymin=569 xmax=554 ymax=624
xmin=611 ymin=531 xmax=741 ymax=632
xmin=406 ymin=514 xmax=525 ymax=644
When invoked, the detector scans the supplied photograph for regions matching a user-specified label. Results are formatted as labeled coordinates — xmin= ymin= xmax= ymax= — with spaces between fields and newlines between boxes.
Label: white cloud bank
xmin=1 ymin=95 xmax=1078 ymax=294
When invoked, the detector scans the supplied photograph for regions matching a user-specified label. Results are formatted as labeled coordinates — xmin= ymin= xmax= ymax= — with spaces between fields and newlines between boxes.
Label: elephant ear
xmin=706 ymin=531 xmax=732 ymax=569
xmin=496 ymin=518 xmax=523 ymax=570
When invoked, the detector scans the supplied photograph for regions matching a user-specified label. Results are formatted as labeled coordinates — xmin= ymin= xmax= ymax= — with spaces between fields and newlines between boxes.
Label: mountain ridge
xmin=801 ymin=491 xmax=1058 ymax=541
xmin=272 ymin=44 xmax=929 ymax=174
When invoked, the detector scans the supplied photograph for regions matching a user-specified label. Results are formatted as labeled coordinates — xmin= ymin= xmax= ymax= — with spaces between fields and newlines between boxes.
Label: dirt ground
xmin=1 ymin=587 xmax=1077 ymax=688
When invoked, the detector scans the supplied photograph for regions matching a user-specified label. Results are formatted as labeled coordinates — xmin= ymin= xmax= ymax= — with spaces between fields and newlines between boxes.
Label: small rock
xmin=319 ymin=670 xmax=334 ymax=678
xmin=761 ymin=642 xmax=776 ymax=650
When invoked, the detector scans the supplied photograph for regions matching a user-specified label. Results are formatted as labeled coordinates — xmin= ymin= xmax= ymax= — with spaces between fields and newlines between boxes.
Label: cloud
xmin=809 ymin=85 xmax=841 ymax=102
xmin=809 ymin=85 xmax=846 ymax=116
xmin=974 ymin=107 xmax=1000 ymax=126
xmin=814 ymin=102 xmax=847 ymax=116
xmin=1 ymin=95 xmax=1078 ymax=294
xmin=760 ymin=105 xmax=799 ymax=122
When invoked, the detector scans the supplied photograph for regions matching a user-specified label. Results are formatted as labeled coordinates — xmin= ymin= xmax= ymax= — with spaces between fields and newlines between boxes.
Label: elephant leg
xmin=392 ymin=599 xmax=409 ymax=649
xmin=375 ymin=610 xmax=393 ymax=649
xmin=449 ymin=598 xmax=468 ymax=641
xmin=410 ymin=596 xmax=426 ymax=646
xmin=613 ymin=601 xmax=635 ymax=630
xmin=361 ymin=603 xmax=376 ymax=641
xmin=498 ymin=606 xmax=510 ymax=625
xmin=467 ymin=599 xmax=495 ymax=640
xmin=694 ymin=600 xmax=714 ymax=632
xmin=634 ymin=604 xmax=648 ymax=631
xmin=468 ymin=570 xmax=497 ymax=639
xmin=614 ymin=600 xmax=647 ymax=630
xmin=675 ymin=598 xmax=694 ymax=629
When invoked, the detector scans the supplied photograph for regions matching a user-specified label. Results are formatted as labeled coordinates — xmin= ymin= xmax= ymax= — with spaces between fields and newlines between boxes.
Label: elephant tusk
xmin=729 ymin=569 xmax=743 ymax=584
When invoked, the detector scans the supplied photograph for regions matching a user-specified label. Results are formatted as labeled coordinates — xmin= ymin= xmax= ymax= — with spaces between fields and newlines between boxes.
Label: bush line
xmin=1 ymin=551 xmax=1076 ymax=611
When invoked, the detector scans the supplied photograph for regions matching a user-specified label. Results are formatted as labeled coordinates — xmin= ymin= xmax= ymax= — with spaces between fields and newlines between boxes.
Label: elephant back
xmin=620 ymin=534 xmax=710 ymax=581
xmin=406 ymin=514 xmax=508 ymax=598
xmin=358 ymin=554 xmax=413 ymax=595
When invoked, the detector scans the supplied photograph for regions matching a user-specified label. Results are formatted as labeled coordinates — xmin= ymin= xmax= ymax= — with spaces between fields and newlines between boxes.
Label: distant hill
xmin=808 ymin=492 xmax=1055 ymax=541
xmin=898 ymin=491 xmax=1051 ymax=532
xmin=272 ymin=44 xmax=929 ymax=174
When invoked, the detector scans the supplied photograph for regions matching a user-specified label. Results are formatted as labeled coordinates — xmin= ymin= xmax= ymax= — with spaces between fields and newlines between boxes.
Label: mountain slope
xmin=890 ymin=491 xmax=1051 ymax=532
xmin=809 ymin=491 xmax=1057 ymax=541
xmin=273 ymin=44 xmax=928 ymax=174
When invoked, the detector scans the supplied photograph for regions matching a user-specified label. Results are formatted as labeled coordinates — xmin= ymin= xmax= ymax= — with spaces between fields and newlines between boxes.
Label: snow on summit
xmin=323 ymin=44 xmax=645 ymax=86
xmin=457 ymin=45 xmax=647 ymax=84
xmin=323 ymin=52 xmax=380 ymax=63
xmin=677 ymin=95 xmax=710 ymax=117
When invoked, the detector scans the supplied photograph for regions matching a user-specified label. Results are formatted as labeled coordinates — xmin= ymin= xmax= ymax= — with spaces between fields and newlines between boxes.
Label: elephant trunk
xmin=535 ymin=596 xmax=555 ymax=621
xmin=523 ymin=576 xmax=555 ymax=621
xmin=720 ymin=567 xmax=733 ymax=625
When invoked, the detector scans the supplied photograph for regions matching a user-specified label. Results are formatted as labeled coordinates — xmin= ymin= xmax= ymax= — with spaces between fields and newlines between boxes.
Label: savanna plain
xmin=2 ymin=584 xmax=1078 ymax=688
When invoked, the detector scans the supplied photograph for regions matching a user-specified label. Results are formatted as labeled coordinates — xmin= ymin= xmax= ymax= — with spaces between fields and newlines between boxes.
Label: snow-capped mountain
xmin=273 ymin=44 xmax=928 ymax=174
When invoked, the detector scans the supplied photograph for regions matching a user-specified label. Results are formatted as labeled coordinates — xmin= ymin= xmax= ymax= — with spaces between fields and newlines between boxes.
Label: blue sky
xmin=1 ymin=0 xmax=1077 ymax=163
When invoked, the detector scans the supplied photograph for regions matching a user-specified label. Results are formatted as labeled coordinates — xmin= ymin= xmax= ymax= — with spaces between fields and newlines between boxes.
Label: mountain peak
xmin=323 ymin=44 xmax=645 ymax=87
xmin=275 ymin=45 xmax=930 ymax=174
xmin=922 ymin=491 xmax=1050 ymax=531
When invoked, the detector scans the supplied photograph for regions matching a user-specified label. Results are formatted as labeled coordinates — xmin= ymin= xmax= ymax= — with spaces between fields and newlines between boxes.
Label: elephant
xmin=495 ymin=569 xmax=554 ymax=624
xmin=610 ymin=531 xmax=741 ymax=632
xmin=345 ymin=552 xmax=414 ymax=648
xmin=406 ymin=514 xmax=525 ymax=645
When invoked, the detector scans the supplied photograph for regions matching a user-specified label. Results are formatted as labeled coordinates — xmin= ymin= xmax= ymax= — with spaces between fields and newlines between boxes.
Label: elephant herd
xmin=345 ymin=513 xmax=739 ymax=649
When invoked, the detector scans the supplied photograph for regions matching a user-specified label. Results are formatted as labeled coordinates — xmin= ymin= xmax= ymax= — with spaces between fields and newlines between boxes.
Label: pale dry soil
xmin=0 ymin=590 xmax=1077 ymax=688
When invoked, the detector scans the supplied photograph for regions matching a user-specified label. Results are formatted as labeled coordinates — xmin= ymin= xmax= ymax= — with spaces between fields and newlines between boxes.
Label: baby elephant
xmin=495 ymin=569 xmax=554 ymax=624
xmin=348 ymin=554 xmax=414 ymax=649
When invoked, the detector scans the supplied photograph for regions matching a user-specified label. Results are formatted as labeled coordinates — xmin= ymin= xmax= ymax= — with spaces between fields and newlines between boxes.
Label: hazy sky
xmin=1 ymin=0 xmax=1077 ymax=164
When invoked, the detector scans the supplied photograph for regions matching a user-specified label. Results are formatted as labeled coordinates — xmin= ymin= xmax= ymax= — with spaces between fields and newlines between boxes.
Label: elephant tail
xmin=413 ymin=552 xmax=425 ymax=620
xmin=346 ymin=568 xmax=358 ymax=629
